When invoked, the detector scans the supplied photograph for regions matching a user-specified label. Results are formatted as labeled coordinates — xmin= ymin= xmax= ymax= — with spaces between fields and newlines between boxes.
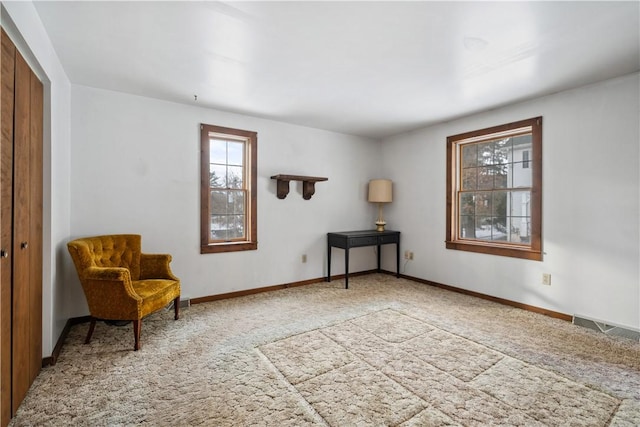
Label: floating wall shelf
xmin=270 ymin=174 xmax=328 ymax=200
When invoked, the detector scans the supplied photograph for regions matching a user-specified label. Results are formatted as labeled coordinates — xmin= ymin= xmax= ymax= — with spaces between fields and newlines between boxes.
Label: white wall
xmin=382 ymin=73 xmax=640 ymax=330
xmin=68 ymin=85 xmax=382 ymax=316
xmin=1 ymin=2 xmax=71 ymax=356
xmin=4 ymin=0 xmax=638 ymax=354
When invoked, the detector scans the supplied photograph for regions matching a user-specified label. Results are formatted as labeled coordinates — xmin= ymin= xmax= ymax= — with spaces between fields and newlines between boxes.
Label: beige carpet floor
xmin=10 ymin=274 xmax=640 ymax=426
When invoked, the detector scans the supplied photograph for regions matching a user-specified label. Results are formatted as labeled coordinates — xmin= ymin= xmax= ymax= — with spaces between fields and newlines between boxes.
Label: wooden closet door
xmin=12 ymin=49 xmax=32 ymax=415
xmin=0 ymin=28 xmax=15 ymax=427
xmin=0 ymin=29 xmax=43 ymax=425
xmin=28 ymin=59 xmax=43 ymax=388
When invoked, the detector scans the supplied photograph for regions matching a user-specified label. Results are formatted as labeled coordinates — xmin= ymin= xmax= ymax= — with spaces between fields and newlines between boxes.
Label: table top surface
xmin=328 ymin=230 xmax=400 ymax=237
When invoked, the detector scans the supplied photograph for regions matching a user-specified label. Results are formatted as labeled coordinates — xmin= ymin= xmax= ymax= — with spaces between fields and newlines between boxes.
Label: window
xmin=200 ymin=124 xmax=257 ymax=253
xmin=446 ymin=117 xmax=542 ymax=261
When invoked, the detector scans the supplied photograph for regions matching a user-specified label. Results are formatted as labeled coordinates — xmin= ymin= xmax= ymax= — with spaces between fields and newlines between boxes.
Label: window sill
xmin=446 ymin=240 xmax=542 ymax=261
xmin=201 ymin=241 xmax=257 ymax=254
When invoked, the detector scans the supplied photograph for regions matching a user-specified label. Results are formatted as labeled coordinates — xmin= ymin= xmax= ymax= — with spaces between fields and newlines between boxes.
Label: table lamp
xmin=368 ymin=179 xmax=393 ymax=231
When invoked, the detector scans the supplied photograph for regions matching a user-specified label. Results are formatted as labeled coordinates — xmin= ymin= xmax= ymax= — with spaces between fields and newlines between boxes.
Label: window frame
xmin=200 ymin=124 xmax=257 ymax=254
xmin=446 ymin=117 xmax=542 ymax=261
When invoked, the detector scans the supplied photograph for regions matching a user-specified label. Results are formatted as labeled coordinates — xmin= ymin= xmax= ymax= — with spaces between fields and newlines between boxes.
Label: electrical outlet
xmin=404 ymin=250 xmax=410 ymax=260
xmin=542 ymin=273 xmax=551 ymax=286
xmin=409 ymin=252 xmax=414 ymax=260
xmin=301 ymin=254 xmax=307 ymax=263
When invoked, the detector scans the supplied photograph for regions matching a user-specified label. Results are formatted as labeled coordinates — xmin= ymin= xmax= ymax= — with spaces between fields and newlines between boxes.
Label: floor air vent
xmin=166 ymin=298 xmax=190 ymax=310
xmin=573 ymin=315 xmax=639 ymax=341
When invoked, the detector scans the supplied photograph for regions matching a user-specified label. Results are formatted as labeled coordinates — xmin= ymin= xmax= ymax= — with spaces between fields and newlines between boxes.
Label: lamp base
xmin=375 ymin=220 xmax=386 ymax=232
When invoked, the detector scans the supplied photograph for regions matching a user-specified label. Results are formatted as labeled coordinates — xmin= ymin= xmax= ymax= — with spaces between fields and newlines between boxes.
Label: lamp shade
xmin=368 ymin=179 xmax=393 ymax=203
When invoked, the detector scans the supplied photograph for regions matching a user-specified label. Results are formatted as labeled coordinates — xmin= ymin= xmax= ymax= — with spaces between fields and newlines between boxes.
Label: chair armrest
xmin=83 ymin=267 xmax=139 ymax=300
xmin=140 ymin=253 xmax=179 ymax=280
xmin=81 ymin=267 xmax=142 ymax=319
xmin=84 ymin=266 xmax=131 ymax=282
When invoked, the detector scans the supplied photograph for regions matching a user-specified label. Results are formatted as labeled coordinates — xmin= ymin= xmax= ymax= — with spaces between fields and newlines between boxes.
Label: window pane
xmin=457 ymin=141 xmax=531 ymax=244
xmin=512 ymin=162 xmax=532 ymax=187
xmin=210 ymin=214 xmax=228 ymax=240
xmin=230 ymin=191 xmax=245 ymax=214
xmin=458 ymin=141 xmax=531 ymax=242
xmin=510 ymin=216 xmax=531 ymax=243
xmin=475 ymin=192 xmax=492 ymax=216
xmin=512 ymin=135 xmax=532 ymax=187
xmin=512 ymin=134 xmax=532 ymax=151
xmin=210 ymin=190 xmax=229 ymax=214
xmin=460 ymin=193 xmax=475 ymax=215
xmin=493 ymin=138 xmax=511 ymax=165
xmin=492 ymin=217 xmax=508 ymax=240
xmin=209 ymin=189 xmax=246 ymax=240
xmin=209 ymin=139 xmax=227 ymax=164
xmin=209 ymin=165 xmax=227 ymax=188
xmin=475 ymin=216 xmax=492 ymax=240
xmin=227 ymin=166 xmax=244 ymax=189
xmin=477 ymin=142 xmax=494 ymax=165
xmin=511 ymin=191 xmax=531 ymax=217
xmin=227 ymin=215 xmax=245 ymax=239
xmin=477 ymin=166 xmax=494 ymax=190
xmin=494 ymin=164 xmax=509 ymax=189
xmin=492 ymin=191 xmax=508 ymax=217
xmin=462 ymin=144 xmax=478 ymax=168
xmin=210 ymin=214 xmax=246 ymax=240
xmin=227 ymin=141 xmax=244 ymax=166
xmin=462 ymin=168 xmax=477 ymax=190
xmin=459 ymin=215 xmax=476 ymax=239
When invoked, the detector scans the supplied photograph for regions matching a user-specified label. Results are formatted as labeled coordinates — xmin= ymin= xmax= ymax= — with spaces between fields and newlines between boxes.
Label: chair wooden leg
xmin=85 ymin=318 xmax=96 ymax=344
xmin=174 ymin=296 xmax=180 ymax=320
xmin=133 ymin=319 xmax=141 ymax=351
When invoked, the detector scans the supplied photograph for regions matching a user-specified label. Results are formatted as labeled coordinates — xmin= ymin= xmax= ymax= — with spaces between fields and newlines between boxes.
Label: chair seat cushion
xmin=132 ymin=279 xmax=180 ymax=317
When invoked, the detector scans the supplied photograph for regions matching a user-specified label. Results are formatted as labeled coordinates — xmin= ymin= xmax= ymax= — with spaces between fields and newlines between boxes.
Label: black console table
xmin=326 ymin=230 xmax=401 ymax=289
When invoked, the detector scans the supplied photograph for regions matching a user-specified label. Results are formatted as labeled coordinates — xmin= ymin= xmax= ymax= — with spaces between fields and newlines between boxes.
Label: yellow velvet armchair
xmin=67 ymin=234 xmax=180 ymax=351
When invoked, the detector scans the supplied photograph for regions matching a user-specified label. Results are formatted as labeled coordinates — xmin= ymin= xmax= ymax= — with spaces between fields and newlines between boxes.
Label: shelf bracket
xmin=270 ymin=174 xmax=328 ymax=200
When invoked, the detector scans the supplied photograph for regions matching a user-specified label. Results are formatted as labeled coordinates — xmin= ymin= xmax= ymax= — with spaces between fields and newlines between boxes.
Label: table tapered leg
xmin=345 ymin=248 xmax=349 ymax=289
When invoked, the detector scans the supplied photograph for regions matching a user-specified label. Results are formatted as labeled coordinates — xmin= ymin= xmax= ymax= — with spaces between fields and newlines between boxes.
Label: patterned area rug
xmin=9 ymin=274 xmax=640 ymax=426
xmin=259 ymin=309 xmax=619 ymax=426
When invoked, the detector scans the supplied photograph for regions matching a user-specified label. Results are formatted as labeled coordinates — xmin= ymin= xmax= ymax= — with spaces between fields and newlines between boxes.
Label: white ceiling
xmin=33 ymin=1 xmax=639 ymax=139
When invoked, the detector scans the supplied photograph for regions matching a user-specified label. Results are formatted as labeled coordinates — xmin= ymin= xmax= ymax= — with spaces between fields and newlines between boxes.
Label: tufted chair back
xmin=68 ymin=234 xmax=142 ymax=281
